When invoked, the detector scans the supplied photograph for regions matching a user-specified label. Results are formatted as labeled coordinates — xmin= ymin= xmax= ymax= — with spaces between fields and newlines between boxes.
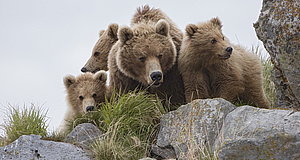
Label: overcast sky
xmin=0 ymin=0 xmax=266 ymax=135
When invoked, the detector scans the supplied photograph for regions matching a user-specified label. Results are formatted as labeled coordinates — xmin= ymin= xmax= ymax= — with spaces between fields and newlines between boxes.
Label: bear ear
xmin=107 ymin=23 xmax=119 ymax=40
xmin=185 ymin=24 xmax=198 ymax=37
xmin=99 ymin=30 xmax=105 ymax=37
xmin=64 ymin=75 xmax=76 ymax=88
xmin=94 ymin=70 xmax=107 ymax=83
xmin=118 ymin=26 xmax=134 ymax=44
xmin=210 ymin=17 xmax=222 ymax=29
xmin=155 ymin=19 xmax=170 ymax=36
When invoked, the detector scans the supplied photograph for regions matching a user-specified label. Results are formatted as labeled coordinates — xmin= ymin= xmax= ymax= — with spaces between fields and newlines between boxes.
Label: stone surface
xmin=0 ymin=134 xmax=91 ymax=160
xmin=215 ymin=106 xmax=300 ymax=160
xmin=156 ymin=98 xmax=236 ymax=159
xmin=150 ymin=144 xmax=176 ymax=159
xmin=64 ymin=123 xmax=103 ymax=149
xmin=139 ymin=158 xmax=157 ymax=160
xmin=254 ymin=0 xmax=300 ymax=109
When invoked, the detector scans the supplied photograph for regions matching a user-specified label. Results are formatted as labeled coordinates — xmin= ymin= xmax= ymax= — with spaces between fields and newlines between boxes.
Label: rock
xmin=64 ymin=123 xmax=103 ymax=149
xmin=150 ymin=144 xmax=176 ymax=159
xmin=0 ymin=134 xmax=91 ymax=160
xmin=139 ymin=158 xmax=157 ymax=160
xmin=254 ymin=0 xmax=300 ymax=110
xmin=156 ymin=98 xmax=236 ymax=159
xmin=215 ymin=106 xmax=300 ymax=160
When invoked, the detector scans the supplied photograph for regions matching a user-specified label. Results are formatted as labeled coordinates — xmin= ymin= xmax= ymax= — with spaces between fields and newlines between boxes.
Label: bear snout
xmin=81 ymin=67 xmax=88 ymax=73
xmin=150 ymin=71 xmax=163 ymax=86
xmin=225 ymin=47 xmax=233 ymax=54
xmin=86 ymin=106 xmax=95 ymax=112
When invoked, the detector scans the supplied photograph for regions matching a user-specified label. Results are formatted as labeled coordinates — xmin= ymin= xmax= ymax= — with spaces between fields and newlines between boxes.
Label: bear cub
xmin=179 ymin=17 xmax=270 ymax=108
xmin=60 ymin=71 xmax=109 ymax=132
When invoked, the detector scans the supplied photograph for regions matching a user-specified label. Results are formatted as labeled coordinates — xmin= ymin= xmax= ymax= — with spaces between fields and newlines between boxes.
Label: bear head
xmin=116 ymin=19 xmax=176 ymax=87
xmin=64 ymin=71 xmax=107 ymax=114
xmin=183 ymin=17 xmax=233 ymax=66
xmin=81 ymin=24 xmax=119 ymax=73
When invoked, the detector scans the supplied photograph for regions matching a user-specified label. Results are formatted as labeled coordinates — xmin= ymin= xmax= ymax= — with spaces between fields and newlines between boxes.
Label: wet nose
xmin=150 ymin=71 xmax=162 ymax=82
xmin=81 ymin=67 xmax=87 ymax=73
xmin=86 ymin=106 xmax=94 ymax=112
xmin=226 ymin=47 xmax=233 ymax=54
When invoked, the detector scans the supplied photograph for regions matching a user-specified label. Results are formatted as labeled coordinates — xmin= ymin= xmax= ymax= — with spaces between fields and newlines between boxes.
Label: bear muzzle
xmin=150 ymin=71 xmax=163 ymax=87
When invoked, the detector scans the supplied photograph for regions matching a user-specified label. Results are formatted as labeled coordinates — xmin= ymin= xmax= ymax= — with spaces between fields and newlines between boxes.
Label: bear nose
xmin=86 ymin=106 xmax=94 ymax=112
xmin=150 ymin=71 xmax=162 ymax=82
xmin=81 ymin=67 xmax=87 ymax=73
xmin=226 ymin=47 xmax=233 ymax=54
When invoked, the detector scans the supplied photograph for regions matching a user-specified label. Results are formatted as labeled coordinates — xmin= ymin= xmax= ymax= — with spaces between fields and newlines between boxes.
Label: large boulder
xmin=156 ymin=98 xmax=236 ymax=159
xmin=215 ymin=106 xmax=300 ymax=160
xmin=254 ymin=0 xmax=300 ymax=109
xmin=0 ymin=134 xmax=91 ymax=160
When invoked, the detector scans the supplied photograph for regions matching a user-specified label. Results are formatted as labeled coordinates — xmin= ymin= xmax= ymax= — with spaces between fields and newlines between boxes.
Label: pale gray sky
xmin=0 ymin=0 xmax=266 ymax=135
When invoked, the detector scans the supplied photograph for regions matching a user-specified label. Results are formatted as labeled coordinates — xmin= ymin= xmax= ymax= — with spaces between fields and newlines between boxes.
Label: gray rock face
xmin=64 ymin=123 xmax=103 ymax=149
xmin=254 ymin=0 xmax=300 ymax=109
xmin=0 ymin=134 xmax=91 ymax=160
xmin=215 ymin=106 xmax=300 ymax=160
xmin=156 ymin=98 xmax=236 ymax=159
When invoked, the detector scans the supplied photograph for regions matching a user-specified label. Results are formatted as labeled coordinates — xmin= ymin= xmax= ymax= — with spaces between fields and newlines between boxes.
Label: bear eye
xmin=222 ymin=37 xmax=225 ymax=40
xmin=139 ymin=57 xmax=146 ymax=62
xmin=157 ymin=54 xmax=163 ymax=59
xmin=211 ymin=38 xmax=217 ymax=44
xmin=94 ymin=52 xmax=100 ymax=57
xmin=92 ymin=93 xmax=97 ymax=98
xmin=79 ymin=96 xmax=84 ymax=100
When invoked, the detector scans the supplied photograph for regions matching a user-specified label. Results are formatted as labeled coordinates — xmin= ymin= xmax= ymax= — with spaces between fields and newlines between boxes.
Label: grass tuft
xmin=3 ymin=104 xmax=48 ymax=144
xmin=71 ymin=90 xmax=166 ymax=160
xmin=251 ymin=46 xmax=276 ymax=106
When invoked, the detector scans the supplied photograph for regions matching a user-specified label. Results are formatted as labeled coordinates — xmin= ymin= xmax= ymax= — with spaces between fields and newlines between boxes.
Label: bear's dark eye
xmin=94 ymin=52 xmax=100 ymax=57
xmin=139 ymin=57 xmax=146 ymax=62
xmin=79 ymin=96 xmax=84 ymax=100
xmin=211 ymin=38 xmax=217 ymax=44
xmin=92 ymin=93 xmax=97 ymax=98
xmin=222 ymin=37 xmax=225 ymax=40
xmin=157 ymin=54 xmax=163 ymax=59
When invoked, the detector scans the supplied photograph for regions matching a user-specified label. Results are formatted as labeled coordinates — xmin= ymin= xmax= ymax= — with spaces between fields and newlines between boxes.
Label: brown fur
xmin=62 ymin=71 xmax=109 ymax=127
xmin=108 ymin=5 xmax=185 ymax=105
xmin=82 ymin=24 xmax=118 ymax=72
xmin=179 ymin=17 xmax=270 ymax=108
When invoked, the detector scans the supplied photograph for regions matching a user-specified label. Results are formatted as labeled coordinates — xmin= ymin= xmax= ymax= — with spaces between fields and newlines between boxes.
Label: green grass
xmin=251 ymin=46 xmax=276 ymax=106
xmin=70 ymin=90 xmax=167 ymax=160
xmin=2 ymin=104 xmax=48 ymax=145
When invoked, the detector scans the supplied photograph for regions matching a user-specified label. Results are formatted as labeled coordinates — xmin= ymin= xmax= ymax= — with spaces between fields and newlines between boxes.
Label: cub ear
xmin=155 ymin=19 xmax=170 ymax=36
xmin=94 ymin=70 xmax=107 ymax=83
xmin=99 ymin=30 xmax=105 ymax=37
xmin=210 ymin=17 xmax=222 ymax=29
xmin=64 ymin=75 xmax=76 ymax=88
xmin=107 ymin=23 xmax=119 ymax=40
xmin=118 ymin=26 xmax=134 ymax=44
xmin=185 ymin=24 xmax=198 ymax=37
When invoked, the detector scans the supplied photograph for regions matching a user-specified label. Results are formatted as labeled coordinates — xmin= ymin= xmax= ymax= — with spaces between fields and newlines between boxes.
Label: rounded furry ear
xmin=155 ymin=19 xmax=170 ymax=36
xmin=107 ymin=23 xmax=119 ymax=40
xmin=94 ymin=70 xmax=107 ymax=83
xmin=118 ymin=26 xmax=134 ymax=44
xmin=99 ymin=30 xmax=105 ymax=37
xmin=210 ymin=17 xmax=222 ymax=29
xmin=185 ymin=24 xmax=198 ymax=37
xmin=64 ymin=75 xmax=76 ymax=88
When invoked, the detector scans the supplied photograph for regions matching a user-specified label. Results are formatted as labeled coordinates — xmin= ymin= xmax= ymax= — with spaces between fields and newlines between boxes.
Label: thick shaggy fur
xmin=82 ymin=24 xmax=118 ymax=72
xmin=179 ymin=18 xmax=270 ymax=108
xmin=60 ymin=71 xmax=109 ymax=131
xmin=108 ymin=5 xmax=185 ymax=105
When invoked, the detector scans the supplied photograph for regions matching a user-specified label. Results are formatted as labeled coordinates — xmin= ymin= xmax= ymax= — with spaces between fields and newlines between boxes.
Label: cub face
xmin=81 ymin=24 xmax=119 ymax=73
xmin=185 ymin=17 xmax=233 ymax=63
xmin=64 ymin=71 xmax=107 ymax=114
xmin=116 ymin=20 xmax=176 ymax=87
